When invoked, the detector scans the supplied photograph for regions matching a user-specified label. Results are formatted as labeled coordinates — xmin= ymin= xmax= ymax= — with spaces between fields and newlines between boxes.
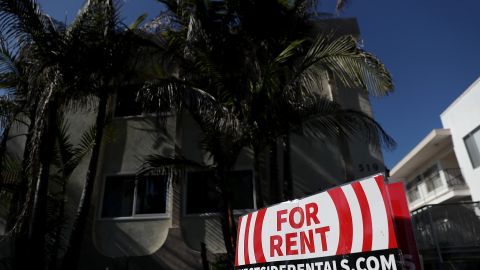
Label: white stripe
xmin=237 ymin=216 xmax=247 ymax=266
xmin=342 ymin=184 xmax=363 ymax=253
xmin=361 ymin=178 xmax=389 ymax=250
xmin=248 ymin=212 xmax=258 ymax=264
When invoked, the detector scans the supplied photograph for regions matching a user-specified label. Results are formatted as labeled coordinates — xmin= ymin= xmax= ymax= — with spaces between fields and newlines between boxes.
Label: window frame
xmin=98 ymin=172 xmax=172 ymax=221
xmin=423 ymin=164 xmax=443 ymax=193
xmin=464 ymin=125 xmax=480 ymax=169
xmin=182 ymin=168 xmax=257 ymax=217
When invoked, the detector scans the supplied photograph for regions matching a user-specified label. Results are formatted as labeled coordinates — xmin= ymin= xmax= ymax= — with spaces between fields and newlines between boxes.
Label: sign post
xmin=387 ymin=183 xmax=422 ymax=270
xmin=235 ymin=174 xmax=406 ymax=270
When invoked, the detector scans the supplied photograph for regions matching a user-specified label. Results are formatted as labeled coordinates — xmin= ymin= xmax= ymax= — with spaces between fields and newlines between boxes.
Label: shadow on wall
xmin=291 ymin=86 xmax=387 ymax=198
xmin=82 ymin=209 xmax=204 ymax=270
xmin=181 ymin=215 xmax=227 ymax=254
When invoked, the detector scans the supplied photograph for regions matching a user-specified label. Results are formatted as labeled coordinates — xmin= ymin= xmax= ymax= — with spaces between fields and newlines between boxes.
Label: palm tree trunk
xmin=253 ymin=145 xmax=264 ymax=208
xmin=282 ymin=133 xmax=293 ymax=200
xmin=7 ymin=106 xmax=37 ymax=230
xmin=28 ymin=100 xmax=59 ymax=269
xmin=269 ymin=140 xmax=280 ymax=204
xmin=61 ymin=92 xmax=108 ymax=270
xmin=217 ymin=165 xmax=236 ymax=269
xmin=11 ymin=105 xmax=37 ymax=270
xmin=49 ymin=179 xmax=67 ymax=270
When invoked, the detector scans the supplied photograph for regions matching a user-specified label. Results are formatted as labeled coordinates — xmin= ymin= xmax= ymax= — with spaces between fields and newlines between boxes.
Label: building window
xmin=406 ymin=180 xmax=421 ymax=203
xmin=101 ymin=175 xmax=169 ymax=218
xmin=185 ymin=170 xmax=255 ymax=214
xmin=464 ymin=126 xmax=480 ymax=169
xmin=423 ymin=165 xmax=442 ymax=192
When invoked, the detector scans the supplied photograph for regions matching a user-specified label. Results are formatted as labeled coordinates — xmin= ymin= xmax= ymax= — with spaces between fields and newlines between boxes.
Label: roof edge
xmin=441 ymin=76 xmax=480 ymax=117
xmin=391 ymin=128 xmax=451 ymax=175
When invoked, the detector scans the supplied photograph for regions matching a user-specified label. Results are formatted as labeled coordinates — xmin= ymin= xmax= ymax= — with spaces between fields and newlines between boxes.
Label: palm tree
xmin=0 ymin=1 xmax=395 ymax=269
xmin=47 ymin=117 xmax=99 ymax=270
xmin=0 ymin=28 xmax=99 ymax=269
xmin=195 ymin=0 xmax=392 ymax=203
xmin=59 ymin=1 xmax=150 ymax=269
xmin=140 ymin=1 xmax=396 ymax=268
xmin=242 ymin=32 xmax=395 ymax=201
xmin=0 ymin=1 xmax=141 ymax=268
xmin=0 ymin=24 xmax=56 ymax=269
xmin=0 ymin=1 xmax=83 ymax=267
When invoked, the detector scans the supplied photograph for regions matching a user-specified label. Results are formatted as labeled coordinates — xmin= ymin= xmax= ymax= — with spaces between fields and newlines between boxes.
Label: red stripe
xmin=375 ymin=175 xmax=398 ymax=249
xmin=352 ymin=182 xmax=373 ymax=252
xmin=243 ymin=214 xmax=253 ymax=265
xmin=328 ymin=188 xmax=353 ymax=255
xmin=253 ymin=209 xmax=267 ymax=263
xmin=235 ymin=216 xmax=243 ymax=266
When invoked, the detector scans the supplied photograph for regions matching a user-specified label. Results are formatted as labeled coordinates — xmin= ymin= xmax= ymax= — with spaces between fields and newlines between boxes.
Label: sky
xmin=38 ymin=0 xmax=480 ymax=169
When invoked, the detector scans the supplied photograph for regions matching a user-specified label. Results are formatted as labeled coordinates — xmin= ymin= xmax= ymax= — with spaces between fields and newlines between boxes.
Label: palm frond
xmin=0 ymin=95 xmax=23 ymax=132
xmin=0 ymin=0 xmax=62 ymax=57
xmin=335 ymin=0 xmax=349 ymax=11
xmin=68 ymin=0 xmax=122 ymax=37
xmin=0 ymin=95 xmax=18 ymax=117
xmin=139 ymin=79 xmax=221 ymax=117
xmin=130 ymin=13 xmax=148 ymax=29
xmin=0 ymin=152 xmax=22 ymax=190
xmin=273 ymin=39 xmax=305 ymax=65
xmin=0 ymin=33 xmax=18 ymax=76
xmin=63 ymin=123 xmax=96 ymax=177
xmin=291 ymin=33 xmax=394 ymax=96
xmin=54 ymin=116 xmax=75 ymax=177
xmin=284 ymin=93 xmax=396 ymax=150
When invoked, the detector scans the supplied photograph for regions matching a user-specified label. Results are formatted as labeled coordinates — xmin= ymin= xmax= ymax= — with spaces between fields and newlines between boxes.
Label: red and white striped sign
xmin=235 ymin=174 xmax=400 ymax=268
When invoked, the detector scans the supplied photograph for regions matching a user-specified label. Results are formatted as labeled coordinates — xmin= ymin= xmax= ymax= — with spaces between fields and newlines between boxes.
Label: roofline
xmin=441 ymin=76 xmax=480 ymax=117
xmin=390 ymin=128 xmax=451 ymax=175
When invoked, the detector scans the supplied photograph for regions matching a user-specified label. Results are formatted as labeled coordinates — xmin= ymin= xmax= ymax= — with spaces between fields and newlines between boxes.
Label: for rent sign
xmin=235 ymin=174 xmax=405 ymax=270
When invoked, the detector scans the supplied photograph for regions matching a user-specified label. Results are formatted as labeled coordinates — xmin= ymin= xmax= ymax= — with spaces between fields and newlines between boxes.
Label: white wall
xmin=441 ymin=77 xmax=480 ymax=201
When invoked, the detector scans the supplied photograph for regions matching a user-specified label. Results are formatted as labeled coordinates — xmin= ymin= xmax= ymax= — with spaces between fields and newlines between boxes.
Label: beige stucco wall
xmin=92 ymin=114 xmax=176 ymax=257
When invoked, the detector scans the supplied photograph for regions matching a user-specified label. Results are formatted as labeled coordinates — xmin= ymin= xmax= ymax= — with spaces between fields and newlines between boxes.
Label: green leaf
xmin=130 ymin=13 xmax=148 ymax=29
xmin=273 ymin=39 xmax=305 ymax=64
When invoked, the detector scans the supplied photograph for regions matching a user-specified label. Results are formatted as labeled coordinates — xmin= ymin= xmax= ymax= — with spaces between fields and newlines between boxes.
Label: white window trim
xmin=98 ymin=172 xmax=172 ymax=221
xmin=182 ymin=168 xmax=257 ymax=218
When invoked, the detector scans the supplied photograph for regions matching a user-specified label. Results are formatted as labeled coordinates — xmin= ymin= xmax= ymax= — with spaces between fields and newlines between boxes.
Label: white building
xmin=390 ymin=76 xmax=480 ymax=210
xmin=389 ymin=129 xmax=470 ymax=211
xmin=441 ymin=77 xmax=480 ymax=202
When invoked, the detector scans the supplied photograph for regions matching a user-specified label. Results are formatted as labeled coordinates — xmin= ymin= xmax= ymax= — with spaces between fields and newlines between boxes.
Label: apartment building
xmin=3 ymin=18 xmax=388 ymax=270
xmin=390 ymin=76 xmax=480 ymax=210
xmin=389 ymin=129 xmax=470 ymax=211
xmin=441 ymin=77 xmax=480 ymax=202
